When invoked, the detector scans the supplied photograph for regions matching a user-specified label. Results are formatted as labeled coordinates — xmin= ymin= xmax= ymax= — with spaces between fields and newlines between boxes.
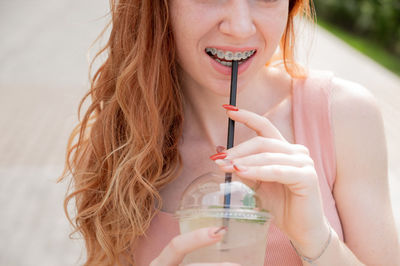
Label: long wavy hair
xmin=59 ymin=0 xmax=315 ymax=265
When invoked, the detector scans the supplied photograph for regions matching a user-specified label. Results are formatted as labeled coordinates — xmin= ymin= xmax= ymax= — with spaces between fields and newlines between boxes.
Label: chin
xmin=207 ymin=80 xmax=233 ymax=97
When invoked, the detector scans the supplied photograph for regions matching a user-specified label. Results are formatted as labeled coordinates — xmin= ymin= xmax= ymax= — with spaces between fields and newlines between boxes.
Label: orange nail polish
xmin=222 ymin=104 xmax=239 ymax=111
xmin=233 ymin=164 xmax=247 ymax=172
xmin=210 ymin=226 xmax=228 ymax=238
xmin=210 ymin=152 xmax=227 ymax=160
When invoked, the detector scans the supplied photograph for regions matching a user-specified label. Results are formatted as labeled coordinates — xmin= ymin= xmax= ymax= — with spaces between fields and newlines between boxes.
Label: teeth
xmin=206 ymin=47 xmax=218 ymax=55
xmin=217 ymin=50 xmax=225 ymax=59
xmin=224 ymin=51 xmax=234 ymax=61
xmin=215 ymin=58 xmax=246 ymax=67
xmin=206 ymin=48 xmax=256 ymax=67
xmin=216 ymin=58 xmax=232 ymax=67
xmin=233 ymin=52 xmax=243 ymax=60
xmin=206 ymin=48 xmax=256 ymax=61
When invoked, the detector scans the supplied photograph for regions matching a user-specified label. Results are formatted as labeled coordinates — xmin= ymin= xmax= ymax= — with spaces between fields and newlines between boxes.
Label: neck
xmin=182 ymin=87 xmax=229 ymax=149
xmin=180 ymin=66 xmax=287 ymax=149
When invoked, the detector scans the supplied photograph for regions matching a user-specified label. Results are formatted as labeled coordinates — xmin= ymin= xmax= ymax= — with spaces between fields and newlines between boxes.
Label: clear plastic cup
xmin=175 ymin=172 xmax=272 ymax=265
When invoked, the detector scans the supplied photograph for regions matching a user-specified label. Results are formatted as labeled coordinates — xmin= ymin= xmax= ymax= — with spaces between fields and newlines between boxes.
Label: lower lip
xmin=208 ymin=54 xmax=255 ymax=75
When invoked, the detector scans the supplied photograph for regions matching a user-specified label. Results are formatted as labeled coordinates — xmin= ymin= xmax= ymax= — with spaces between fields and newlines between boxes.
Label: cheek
xmin=171 ymin=19 xmax=197 ymax=70
xmin=274 ymin=5 xmax=290 ymax=40
xmin=272 ymin=17 xmax=288 ymax=44
xmin=170 ymin=5 xmax=219 ymax=73
xmin=258 ymin=9 xmax=288 ymax=48
xmin=170 ymin=2 xmax=210 ymax=41
xmin=170 ymin=4 xmax=187 ymax=50
xmin=170 ymin=6 xmax=203 ymax=56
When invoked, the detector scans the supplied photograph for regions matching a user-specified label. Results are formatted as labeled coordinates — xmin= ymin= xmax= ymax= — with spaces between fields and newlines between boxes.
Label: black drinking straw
xmin=223 ymin=60 xmax=238 ymax=212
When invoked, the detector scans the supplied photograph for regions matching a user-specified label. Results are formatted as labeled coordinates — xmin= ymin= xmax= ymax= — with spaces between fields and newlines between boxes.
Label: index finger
xmin=151 ymin=227 xmax=226 ymax=266
xmin=225 ymin=107 xmax=285 ymax=141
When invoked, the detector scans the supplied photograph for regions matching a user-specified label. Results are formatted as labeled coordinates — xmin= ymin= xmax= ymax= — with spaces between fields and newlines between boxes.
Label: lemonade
xmin=175 ymin=172 xmax=272 ymax=265
xmin=178 ymin=208 xmax=271 ymax=265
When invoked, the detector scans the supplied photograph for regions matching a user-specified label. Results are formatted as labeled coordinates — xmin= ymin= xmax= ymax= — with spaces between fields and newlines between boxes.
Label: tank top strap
xmin=292 ymin=70 xmax=337 ymax=189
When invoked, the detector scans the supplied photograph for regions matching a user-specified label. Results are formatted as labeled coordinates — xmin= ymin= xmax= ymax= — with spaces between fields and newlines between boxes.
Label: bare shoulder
xmin=330 ymin=76 xmax=387 ymax=186
xmin=329 ymin=77 xmax=386 ymax=164
xmin=330 ymin=77 xmax=382 ymax=125
xmin=329 ymin=77 xmax=400 ymax=264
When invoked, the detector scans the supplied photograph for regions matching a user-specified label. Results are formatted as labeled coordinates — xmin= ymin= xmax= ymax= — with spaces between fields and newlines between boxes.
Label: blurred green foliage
xmin=313 ymin=0 xmax=400 ymax=57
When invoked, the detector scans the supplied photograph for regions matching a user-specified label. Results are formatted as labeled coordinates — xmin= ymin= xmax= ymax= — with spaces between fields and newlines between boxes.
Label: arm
xmin=214 ymin=83 xmax=400 ymax=265
xmin=315 ymin=77 xmax=400 ymax=265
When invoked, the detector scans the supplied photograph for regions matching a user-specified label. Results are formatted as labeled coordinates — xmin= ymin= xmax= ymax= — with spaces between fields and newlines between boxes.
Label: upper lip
xmin=205 ymin=46 xmax=257 ymax=52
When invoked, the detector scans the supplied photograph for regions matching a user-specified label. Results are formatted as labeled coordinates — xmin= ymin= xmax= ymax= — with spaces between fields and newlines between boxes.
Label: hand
xmin=212 ymin=106 xmax=330 ymax=253
xmin=150 ymin=226 xmax=241 ymax=266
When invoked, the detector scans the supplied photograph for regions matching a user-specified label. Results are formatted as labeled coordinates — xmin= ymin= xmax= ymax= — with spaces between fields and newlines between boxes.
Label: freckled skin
xmin=169 ymin=0 xmax=289 ymax=96
xmin=151 ymin=1 xmax=400 ymax=265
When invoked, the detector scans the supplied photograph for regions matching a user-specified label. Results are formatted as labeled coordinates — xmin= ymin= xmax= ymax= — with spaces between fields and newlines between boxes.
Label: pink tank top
xmin=133 ymin=70 xmax=344 ymax=265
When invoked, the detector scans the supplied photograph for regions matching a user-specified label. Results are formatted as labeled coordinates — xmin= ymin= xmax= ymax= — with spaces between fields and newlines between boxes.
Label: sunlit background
xmin=0 ymin=1 xmax=399 ymax=265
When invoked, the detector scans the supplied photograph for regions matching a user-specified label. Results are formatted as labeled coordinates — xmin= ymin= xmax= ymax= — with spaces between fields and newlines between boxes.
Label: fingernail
xmin=233 ymin=164 xmax=248 ymax=172
xmin=216 ymin=145 xmax=226 ymax=153
xmin=210 ymin=152 xmax=227 ymax=160
xmin=210 ymin=226 xmax=228 ymax=238
xmin=222 ymin=104 xmax=239 ymax=111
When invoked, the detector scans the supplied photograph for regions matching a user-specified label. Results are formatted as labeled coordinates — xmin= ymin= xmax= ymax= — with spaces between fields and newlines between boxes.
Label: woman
xmin=60 ymin=0 xmax=400 ymax=265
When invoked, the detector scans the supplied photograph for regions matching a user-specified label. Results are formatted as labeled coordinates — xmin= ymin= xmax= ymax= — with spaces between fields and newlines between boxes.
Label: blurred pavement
xmin=0 ymin=1 xmax=399 ymax=265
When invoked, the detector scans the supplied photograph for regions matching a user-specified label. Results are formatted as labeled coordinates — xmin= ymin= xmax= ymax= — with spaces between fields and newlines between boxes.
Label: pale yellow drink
xmin=176 ymin=173 xmax=272 ymax=265
xmin=178 ymin=208 xmax=271 ymax=265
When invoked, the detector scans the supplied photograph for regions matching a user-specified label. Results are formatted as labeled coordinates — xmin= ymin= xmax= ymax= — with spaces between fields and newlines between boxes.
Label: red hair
xmin=59 ymin=0 xmax=315 ymax=265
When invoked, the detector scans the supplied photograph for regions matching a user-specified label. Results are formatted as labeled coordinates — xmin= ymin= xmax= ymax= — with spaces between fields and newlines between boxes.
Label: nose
xmin=219 ymin=0 xmax=256 ymax=39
